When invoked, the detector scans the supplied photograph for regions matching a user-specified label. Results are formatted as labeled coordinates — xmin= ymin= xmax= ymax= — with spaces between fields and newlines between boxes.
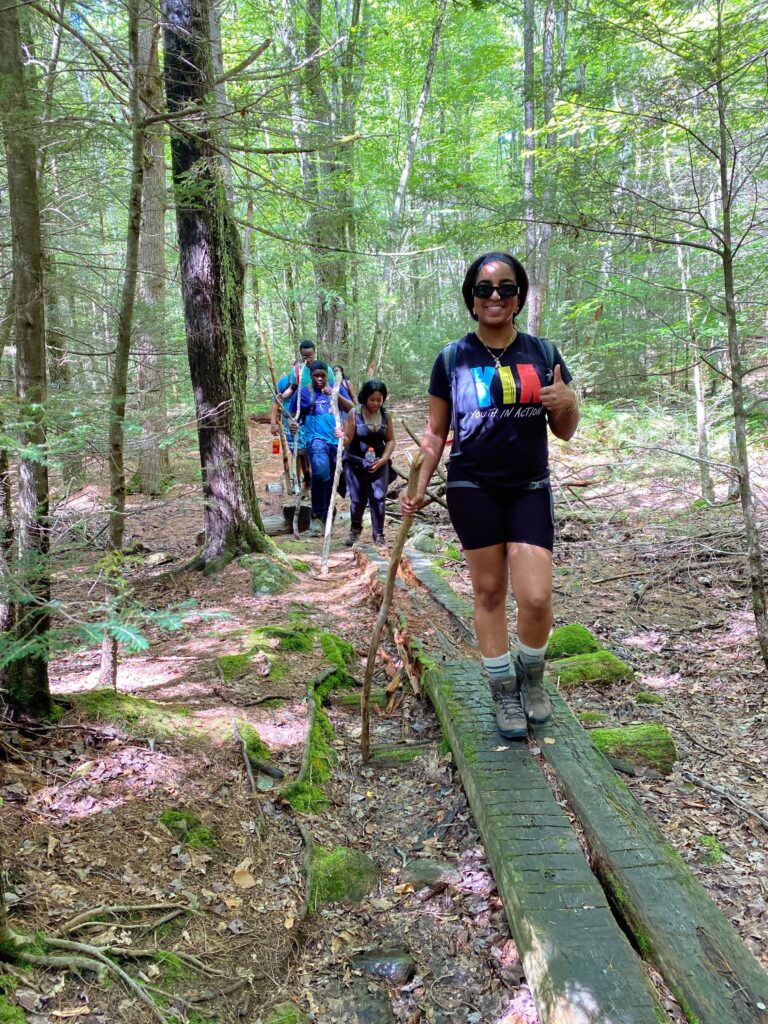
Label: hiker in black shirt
xmin=342 ymin=379 xmax=395 ymax=546
xmin=401 ymin=252 xmax=579 ymax=739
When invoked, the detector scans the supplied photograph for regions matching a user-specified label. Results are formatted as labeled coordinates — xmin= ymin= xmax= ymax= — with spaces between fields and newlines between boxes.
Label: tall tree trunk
xmin=367 ymin=0 xmax=448 ymax=375
xmin=715 ymin=72 xmax=768 ymax=667
xmin=522 ymin=0 xmax=539 ymax=328
xmin=662 ymin=127 xmax=714 ymax=502
xmin=100 ymin=0 xmax=147 ymax=689
xmin=0 ymin=0 xmax=52 ymax=716
xmin=162 ymin=0 xmax=266 ymax=571
xmin=0 ymin=303 xmax=15 ymax=691
xmin=135 ymin=0 xmax=171 ymax=495
xmin=36 ymin=0 xmax=85 ymax=490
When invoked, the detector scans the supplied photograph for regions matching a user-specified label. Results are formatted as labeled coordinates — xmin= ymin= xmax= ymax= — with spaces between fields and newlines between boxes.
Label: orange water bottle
xmin=272 ymin=437 xmax=280 ymax=455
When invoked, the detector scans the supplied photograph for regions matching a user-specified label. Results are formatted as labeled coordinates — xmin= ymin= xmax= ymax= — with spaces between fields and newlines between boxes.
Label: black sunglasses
xmin=472 ymin=281 xmax=520 ymax=300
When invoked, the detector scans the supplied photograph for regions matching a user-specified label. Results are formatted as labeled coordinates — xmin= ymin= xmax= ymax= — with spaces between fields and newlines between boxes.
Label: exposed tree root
xmin=1 ymin=902 xmax=216 ymax=1021
xmin=57 ymin=902 xmax=184 ymax=935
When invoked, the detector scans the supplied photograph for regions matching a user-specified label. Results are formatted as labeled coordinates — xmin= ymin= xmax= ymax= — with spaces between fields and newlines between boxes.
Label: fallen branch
xmin=231 ymin=717 xmax=259 ymax=798
xmin=389 ymin=464 xmax=447 ymax=510
xmin=296 ymin=821 xmax=314 ymax=920
xmin=361 ymin=452 xmax=424 ymax=762
xmin=240 ymin=692 xmax=295 ymax=706
xmin=682 ymin=771 xmax=768 ymax=831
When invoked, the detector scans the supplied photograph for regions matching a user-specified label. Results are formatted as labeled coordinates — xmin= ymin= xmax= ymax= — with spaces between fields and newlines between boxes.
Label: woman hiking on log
xmin=400 ymin=252 xmax=579 ymax=738
xmin=341 ymin=378 xmax=395 ymax=547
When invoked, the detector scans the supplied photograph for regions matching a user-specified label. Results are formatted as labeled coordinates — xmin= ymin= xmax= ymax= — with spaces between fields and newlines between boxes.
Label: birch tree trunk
xmin=366 ymin=0 xmax=448 ymax=375
xmin=163 ymin=0 xmax=266 ymax=571
xmin=0 ymin=0 xmax=52 ymax=715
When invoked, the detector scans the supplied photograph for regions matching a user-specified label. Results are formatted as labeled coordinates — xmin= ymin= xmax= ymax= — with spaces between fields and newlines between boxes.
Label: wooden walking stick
xmin=320 ymin=375 xmax=344 ymax=575
xmin=361 ymin=450 xmax=424 ymax=762
xmin=260 ymin=326 xmax=293 ymax=494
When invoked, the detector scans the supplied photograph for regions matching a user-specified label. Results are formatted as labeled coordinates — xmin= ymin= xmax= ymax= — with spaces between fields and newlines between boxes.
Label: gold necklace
xmin=475 ymin=328 xmax=517 ymax=369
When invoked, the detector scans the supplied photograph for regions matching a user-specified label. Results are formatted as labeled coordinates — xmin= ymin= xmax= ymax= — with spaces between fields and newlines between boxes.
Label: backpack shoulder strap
xmin=441 ymin=340 xmax=461 ymax=455
xmin=441 ymin=341 xmax=458 ymax=386
xmin=536 ymin=337 xmax=556 ymax=383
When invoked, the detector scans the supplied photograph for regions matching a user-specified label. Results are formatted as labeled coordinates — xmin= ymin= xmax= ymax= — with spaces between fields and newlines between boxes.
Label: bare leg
xmin=507 ymin=543 xmax=553 ymax=647
xmin=463 ymin=544 xmax=509 ymax=657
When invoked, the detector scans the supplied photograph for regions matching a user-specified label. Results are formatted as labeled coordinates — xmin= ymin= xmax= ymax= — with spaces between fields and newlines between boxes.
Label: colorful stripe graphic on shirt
xmin=470 ymin=364 xmax=541 ymax=408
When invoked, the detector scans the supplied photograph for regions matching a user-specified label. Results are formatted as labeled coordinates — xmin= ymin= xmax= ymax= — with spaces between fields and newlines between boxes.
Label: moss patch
xmin=635 ymin=690 xmax=665 ymax=705
xmin=0 ymin=995 xmax=25 ymax=1024
xmin=154 ymin=949 xmax=192 ymax=984
xmin=236 ymin=721 xmax=271 ymax=764
xmin=282 ymin=703 xmax=334 ymax=812
xmin=548 ymin=650 xmax=634 ymax=688
xmin=239 ymin=556 xmax=298 ymax=597
xmin=217 ymin=652 xmax=253 ymax=682
xmin=310 ymin=846 xmax=379 ymax=907
xmin=590 ymin=723 xmax=677 ymax=774
xmin=264 ymin=1002 xmax=309 ymax=1024
xmin=253 ymin=625 xmax=314 ymax=653
xmin=546 ymin=624 xmax=601 ymax=660
xmin=71 ymin=689 xmax=190 ymax=740
xmin=159 ymin=809 xmax=217 ymax=849
xmin=698 ymin=835 xmax=724 ymax=865
xmin=578 ymin=710 xmax=606 ymax=725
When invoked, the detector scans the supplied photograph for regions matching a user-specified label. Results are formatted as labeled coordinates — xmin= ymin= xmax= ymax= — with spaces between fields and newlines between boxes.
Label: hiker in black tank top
xmin=400 ymin=252 xmax=580 ymax=738
xmin=342 ymin=379 xmax=395 ymax=546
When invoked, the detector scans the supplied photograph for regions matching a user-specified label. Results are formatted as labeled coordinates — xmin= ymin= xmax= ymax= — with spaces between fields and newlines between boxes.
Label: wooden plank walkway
xmin=419 ymin=655 xmax=666 ymax=1023
xmin=397 ymin=550 xmax=768 ymax=1024
xmin=533 ymin=686 xmax=768 ymax=1024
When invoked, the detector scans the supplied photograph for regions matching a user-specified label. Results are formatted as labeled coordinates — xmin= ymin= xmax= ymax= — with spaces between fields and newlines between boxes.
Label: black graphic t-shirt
xmin=429 ymin=331 xmax=572 ymax=488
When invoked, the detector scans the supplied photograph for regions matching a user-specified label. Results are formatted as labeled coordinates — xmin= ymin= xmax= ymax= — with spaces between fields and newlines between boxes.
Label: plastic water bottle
xmin=364 ymin=447 xmax=376 ymax=468
xmin=272 ymin=437 xmax=280 ymax=455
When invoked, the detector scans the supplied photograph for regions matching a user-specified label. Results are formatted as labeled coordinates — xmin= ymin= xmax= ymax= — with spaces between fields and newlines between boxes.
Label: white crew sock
xmin=516 ymin=640 xmax=547 ymax=665
xmin=482 ymin=652 xmax=512 ymax=682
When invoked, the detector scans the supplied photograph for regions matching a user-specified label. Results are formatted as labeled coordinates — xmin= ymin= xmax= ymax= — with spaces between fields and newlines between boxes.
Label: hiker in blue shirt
xmin=401 ymin=252 xmax=579 ymax=740
xmin=271 ymin=341 xmax=337 ymax=487
xmin=287 ymin=361 xmax=353 ymax=535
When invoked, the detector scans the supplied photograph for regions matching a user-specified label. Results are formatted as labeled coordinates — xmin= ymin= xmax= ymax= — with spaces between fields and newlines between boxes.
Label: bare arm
xmin=400 ymin=395 xmax=450 ymax=512
xmin=343 ymin=411 xmax=356 ymax=447
xmin=540 ymin=364 xmax=579 ymax=441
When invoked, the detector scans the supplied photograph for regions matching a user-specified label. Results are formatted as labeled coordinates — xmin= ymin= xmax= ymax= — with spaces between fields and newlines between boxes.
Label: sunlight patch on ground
xmin=623 ymin=629 xmax=669 ymax=650
xmin=495 ymin=985 xmax=539 ymax=1023
xmin=190 ymin=703 xmax=308 ymax=750
xmin=636 ymin=671 xmax=686 ymax=691
xmin=29 ymin=747 xmax=187 ymax=822
xmin=717 ymin=611 xmax=756 ymax=651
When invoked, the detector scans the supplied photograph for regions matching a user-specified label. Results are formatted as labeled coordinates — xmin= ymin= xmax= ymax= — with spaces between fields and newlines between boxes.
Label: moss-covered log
xmin=589 ymin=724 xmax=677 ymax=774
xmin=534 ymin=688 xmax=768 ymax=1023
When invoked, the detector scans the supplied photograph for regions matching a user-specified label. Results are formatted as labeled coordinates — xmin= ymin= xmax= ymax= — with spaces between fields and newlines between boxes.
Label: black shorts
xmin=446 ymin=482 xmax=554 ymax=551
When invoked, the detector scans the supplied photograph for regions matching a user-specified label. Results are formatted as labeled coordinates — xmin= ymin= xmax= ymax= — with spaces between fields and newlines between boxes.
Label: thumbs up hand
xmin=540 ymin=363 xmax=576 ymax=414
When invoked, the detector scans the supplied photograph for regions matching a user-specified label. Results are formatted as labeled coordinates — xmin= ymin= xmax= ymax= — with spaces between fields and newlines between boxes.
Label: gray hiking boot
xmin=490 ymin=678 xmax=528 ymax=740
xmin=516 ymin=656 xmax=552 ymax=724
xmin=309 ymin=516 xmax=323 ymax=537
xmin=344 ymin=527 xmax=362 ymax=547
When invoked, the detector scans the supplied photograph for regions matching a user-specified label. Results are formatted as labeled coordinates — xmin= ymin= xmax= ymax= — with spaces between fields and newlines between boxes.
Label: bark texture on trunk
xmin=0 ymin=0 xmax=52 ymax=716
xmin=163 ymin=0 xmax=265 ymax=571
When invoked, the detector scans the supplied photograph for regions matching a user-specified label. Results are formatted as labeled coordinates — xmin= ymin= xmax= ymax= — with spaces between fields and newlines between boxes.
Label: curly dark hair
xmin=461 ymin=252 xmax=529 ymax=321
xmin=357 ymin=379 xmax=388 ymax=406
